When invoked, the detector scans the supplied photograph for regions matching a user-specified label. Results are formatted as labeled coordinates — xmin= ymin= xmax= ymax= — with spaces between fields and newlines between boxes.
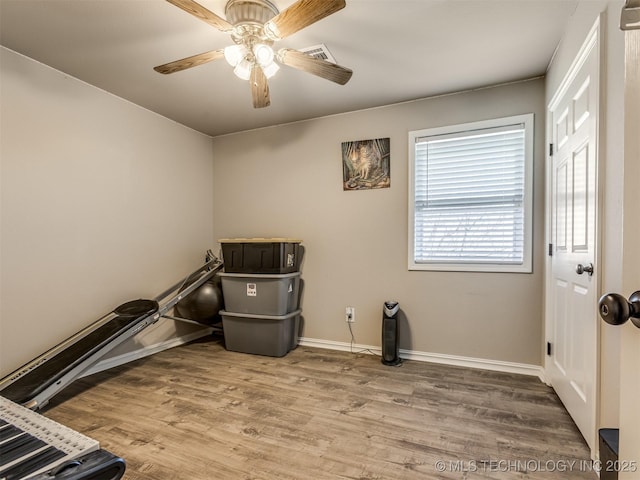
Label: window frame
xmin=408 ymin=113 xmax=534 ymax=273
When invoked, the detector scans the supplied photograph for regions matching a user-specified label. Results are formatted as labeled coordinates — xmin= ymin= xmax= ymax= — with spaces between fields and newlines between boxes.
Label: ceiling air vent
xmin=299 ymin=44 xmax=336 ymax=64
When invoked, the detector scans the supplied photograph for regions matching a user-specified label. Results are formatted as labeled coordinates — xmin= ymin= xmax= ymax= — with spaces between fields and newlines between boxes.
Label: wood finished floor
xmin=44 ymin=338 xmax=596 ymax=480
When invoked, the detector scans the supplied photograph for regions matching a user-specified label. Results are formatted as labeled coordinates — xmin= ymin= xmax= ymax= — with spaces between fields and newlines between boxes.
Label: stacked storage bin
xmin=218 ymin=238 xmax=302 ymax=357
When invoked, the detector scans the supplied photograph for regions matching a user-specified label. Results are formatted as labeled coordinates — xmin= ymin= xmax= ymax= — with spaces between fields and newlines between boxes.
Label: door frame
xmin=544 ymin=16 xmax=604 ymax=456
xmin=618 ymin=26 xmax=640 ymax=479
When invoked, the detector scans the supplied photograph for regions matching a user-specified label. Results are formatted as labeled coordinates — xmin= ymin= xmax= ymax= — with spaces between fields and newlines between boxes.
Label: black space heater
xmin=382 ymin=301 xmax=402 ymax=366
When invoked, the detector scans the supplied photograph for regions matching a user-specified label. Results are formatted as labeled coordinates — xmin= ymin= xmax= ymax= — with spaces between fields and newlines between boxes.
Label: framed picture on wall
xmin=342 ymin=137 xmax=390 ymax=191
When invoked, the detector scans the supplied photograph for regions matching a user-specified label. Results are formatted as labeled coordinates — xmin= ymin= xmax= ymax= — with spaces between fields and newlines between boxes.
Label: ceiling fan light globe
xmin=262 ymin=61 xmax=280 ymax=79
xmin=224 ymin=44 xmax=246 ymax=67
xmin=234 ymin=58 xmax=253 ymax=80
xmin=254 ymin=43 xmax=274 ymax=66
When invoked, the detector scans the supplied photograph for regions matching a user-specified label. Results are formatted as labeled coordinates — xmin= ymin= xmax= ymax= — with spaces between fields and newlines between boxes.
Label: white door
xmin=546 ymin=23 xmax=600 ymax=452
xmin=619 ymin=27 xmax=640 ymax=480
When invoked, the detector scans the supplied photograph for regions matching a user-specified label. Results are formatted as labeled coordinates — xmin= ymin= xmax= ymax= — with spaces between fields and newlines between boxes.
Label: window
xmin=408 ymin=114 xmax=534 ymax=273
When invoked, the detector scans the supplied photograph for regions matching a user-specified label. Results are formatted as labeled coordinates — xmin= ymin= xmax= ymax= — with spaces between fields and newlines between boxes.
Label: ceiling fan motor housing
xmin=224 ymin=0 xmax=278 ymax=26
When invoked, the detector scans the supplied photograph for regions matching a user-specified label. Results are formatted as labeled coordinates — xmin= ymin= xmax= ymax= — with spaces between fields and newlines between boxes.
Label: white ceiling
xmin=0 ymin=0 xmax=578 ymax=137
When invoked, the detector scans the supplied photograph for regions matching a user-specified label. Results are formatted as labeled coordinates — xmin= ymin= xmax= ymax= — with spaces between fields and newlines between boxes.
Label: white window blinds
xmin=409 ymin=115 xmax=533 ymax=272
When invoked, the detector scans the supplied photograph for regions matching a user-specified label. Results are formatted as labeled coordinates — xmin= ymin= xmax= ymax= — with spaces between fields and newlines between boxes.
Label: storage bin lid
xmin=218 ymin=271 xmax=301 ymax=279
xmin=218 ymin=237 xmax=302 ymax=243
xmin=219 ymin=309 xmax=302 ymax=320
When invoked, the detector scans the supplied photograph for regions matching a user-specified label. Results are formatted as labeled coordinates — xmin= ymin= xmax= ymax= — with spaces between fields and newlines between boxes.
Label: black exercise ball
xmin=175 ymin=276 xmax=224 ymax=325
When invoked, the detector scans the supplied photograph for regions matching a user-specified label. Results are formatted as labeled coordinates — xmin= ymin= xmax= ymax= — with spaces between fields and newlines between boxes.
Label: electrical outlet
xmin=345 ymin=306 xmax=355 ymax=323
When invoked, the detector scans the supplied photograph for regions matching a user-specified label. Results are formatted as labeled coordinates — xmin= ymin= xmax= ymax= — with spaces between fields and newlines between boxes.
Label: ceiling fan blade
xmin=154 ymin=49 xmax=225 ymax=74
xmin=251 ymin=65 xmax=271 ymax=108
xmin=265 ymin=0 xmax=345 ymax=40
xmin=166 ymin=0 xmax=234 ymax=32
xmin=278 ymin=48 xmax=352 ymax=85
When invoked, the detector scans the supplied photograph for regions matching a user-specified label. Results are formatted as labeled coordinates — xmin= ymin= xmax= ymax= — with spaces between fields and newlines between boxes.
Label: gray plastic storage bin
xmin=219 ymin=271 xmax=300 ymax=315
xmin=220 ymin=309 xmax=301 ymax=357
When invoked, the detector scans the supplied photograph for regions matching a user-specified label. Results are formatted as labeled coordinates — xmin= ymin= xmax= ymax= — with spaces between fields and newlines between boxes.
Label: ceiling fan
xmin=154 ymin=0 xmax=353 ymax=108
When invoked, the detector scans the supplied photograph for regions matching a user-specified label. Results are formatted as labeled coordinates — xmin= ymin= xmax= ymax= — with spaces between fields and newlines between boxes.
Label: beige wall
xmin=211 ymin=78 xmax=547 ymax=366
xmin=0 ymin=48 xmax=215 ymax=376
xmin=545 ymin=0 xmax=625 ymax=428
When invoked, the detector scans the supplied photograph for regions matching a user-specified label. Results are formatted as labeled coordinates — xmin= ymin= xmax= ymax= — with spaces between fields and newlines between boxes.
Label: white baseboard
xmin=298 ymin=337 xmax=545 ymax=382
xmin=79 ymin=329 xmax=213 ymax=378
xmin=299 ymin=337 xmax=381 ymax=354
xmin=79 ymin=332 xmax=544 ymax=382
